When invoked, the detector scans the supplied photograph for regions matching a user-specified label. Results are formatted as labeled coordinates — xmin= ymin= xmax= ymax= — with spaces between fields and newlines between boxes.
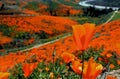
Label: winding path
xmin=104 ymin=10 xmax=118 ymax=24
xmin=20 ymin=33 xmax=72 ymax=52
xmin=79 ymin=0 xmax=119 ymax=24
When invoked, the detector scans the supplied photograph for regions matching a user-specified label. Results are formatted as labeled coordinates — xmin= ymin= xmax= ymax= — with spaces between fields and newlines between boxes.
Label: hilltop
xmin=0 ymin=0 xmax=82 ymax=16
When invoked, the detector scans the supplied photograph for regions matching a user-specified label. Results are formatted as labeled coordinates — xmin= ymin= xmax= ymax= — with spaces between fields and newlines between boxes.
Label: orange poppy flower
xmin=82 ymin=57 xmax=103 ymax=79
xmin=0 ymin=72 xmax=10 ymax=79
xmin=106 ymin=75 xmax=117 ymax=79
xmin=71 ymin=60 xmax=82 ymax=74
xmin=45 ymin=67 xmax=50 ymax=72
xmin=61 ymin=52 xmax=75 ymax=63
xmin=106 ymin=53 xmax=112 ymax=58
xmin=72 ymin=23 xmax=95 ymax=51
xmin=22 ymin=63 xmax=37 ymax=77
xmin=110 ymin=64 xmax=115 ymax=69
xmin=71 ymin=57 xmax=103 ymax=79
xmin=117 ymin=60 xmax=120 ymax=65
xmin=50 ymin=72 xmax=54 ymax=78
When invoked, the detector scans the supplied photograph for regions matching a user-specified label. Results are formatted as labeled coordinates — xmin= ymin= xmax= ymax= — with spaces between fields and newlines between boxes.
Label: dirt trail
xmin=104 ymin=10 xmax=118 ymax=24
xmin=20 ymin=33 xmax=72 ymax=52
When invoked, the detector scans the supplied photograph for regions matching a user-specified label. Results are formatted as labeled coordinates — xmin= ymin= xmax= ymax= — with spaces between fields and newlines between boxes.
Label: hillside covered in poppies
xmin=0 ymin=19 xmax=120 ymax=79
xmin=0 ymin=0 xmax=120 ymax=79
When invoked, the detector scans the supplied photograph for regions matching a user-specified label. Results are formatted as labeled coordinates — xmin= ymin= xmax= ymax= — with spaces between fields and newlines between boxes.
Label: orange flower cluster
xmin=23 ymin=9 xmax=39 ymax=15
xmin=0 ymin=23 xmax=95 ymax=72
xmin=0 ymin=20 xmax=120 ymax=75
xmin=0 ymin=36 xmax=77 ymax=72
xmin=61 ymin=52 xmax=81 ymax=63
xmin=61 ymin=22 xmax=102 ymax=79
xmin=0 ymin=32 xmax=12 ymax=45
xmin=0 ymin=53 xmax=27 ymax=72
xmin=106 ymin=75 xmax=117 ymax=79
xmin=37 ymin=3 xmax=83 ymax=16
xmin=61 ymin=52 xmax=103 ymax=79
xmin=90 ymin=20 xmax=120 ymax=55
xmin=69 ymin=9 xmax=83 ymax=15
xmin=0 ymin=15 xmax=77 ymax=35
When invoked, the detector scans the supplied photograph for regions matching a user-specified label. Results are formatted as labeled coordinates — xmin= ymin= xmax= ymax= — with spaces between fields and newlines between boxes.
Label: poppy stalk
xmin=72 ymin=23 xmax=95 ymax=79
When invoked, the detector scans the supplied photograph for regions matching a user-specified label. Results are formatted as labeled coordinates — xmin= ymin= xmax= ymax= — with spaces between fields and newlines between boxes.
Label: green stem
xmin=52 ymin=46 xmax=56 ymax=72
xmin=80 ymin=51 xmax=85 ymax=79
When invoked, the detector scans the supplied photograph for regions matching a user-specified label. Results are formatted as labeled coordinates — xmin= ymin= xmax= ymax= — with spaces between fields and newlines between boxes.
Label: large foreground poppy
xmin=72 ymin=23 xmax=95 ymax=51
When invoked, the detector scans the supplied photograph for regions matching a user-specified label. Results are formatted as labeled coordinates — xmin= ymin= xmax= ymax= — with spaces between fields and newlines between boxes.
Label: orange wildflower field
xmin=0 ymin=20 xmax=120 ymax=74
xmin=1 ymin=0 xmax=120 ymax=79
xmin=0 ymin=15 xmax=77 ymax=35
xmin=0 ymin=15 xmax=77 ymax=52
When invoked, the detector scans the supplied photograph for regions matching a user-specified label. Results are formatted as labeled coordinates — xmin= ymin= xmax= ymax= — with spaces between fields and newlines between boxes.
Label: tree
xmin=0 ymin=3 xmax=4 ymax=10
xmin=47 ymin=0 xmax=58 ymax=16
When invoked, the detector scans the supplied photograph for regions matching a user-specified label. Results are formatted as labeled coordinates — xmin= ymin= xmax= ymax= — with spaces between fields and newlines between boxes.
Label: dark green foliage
xmin=72 ymin=11 xmax=113 ymax=25
xmin=0 ymin=24 xmax=13 ymax=37
xmin=0 ymin=3 xmax=5 ymax=11
xmin=58 ymin=0 xmax=80 ymax=9
xmin=9 ymin=59 xmax=80 ymax=79
xmin=14 ymin=32 xmax=31 ymax=40
xmin=9 ymin=64 xmax=25 ymax=79
xmin=35 ymin=30 xmax=48 ymax=39
xmin=25 ymin=1 xmax=39 ymax=11
xmin=46 ymin=0 xmax=59 ymax=16
xmin=83 ymin=6 xmax=113 ymax=17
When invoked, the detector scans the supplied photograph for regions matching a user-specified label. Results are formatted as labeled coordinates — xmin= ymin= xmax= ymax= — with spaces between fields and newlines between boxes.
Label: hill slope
xmin=0 ymin=20 xmax=120 ymax=72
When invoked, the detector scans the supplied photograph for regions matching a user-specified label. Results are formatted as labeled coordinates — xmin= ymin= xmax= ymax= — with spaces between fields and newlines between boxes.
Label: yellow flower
xmin=50 ymin=72 xmax=54 ymax=78
xmin=45 ymin=67 xmax=50 ymax=72
xmin=0 ymin=72 xmax=10 ymax=79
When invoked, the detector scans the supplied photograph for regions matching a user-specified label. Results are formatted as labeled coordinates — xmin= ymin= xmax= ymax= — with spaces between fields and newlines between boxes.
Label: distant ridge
xmin=88 ymin=0 xmax=120 ymax=7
